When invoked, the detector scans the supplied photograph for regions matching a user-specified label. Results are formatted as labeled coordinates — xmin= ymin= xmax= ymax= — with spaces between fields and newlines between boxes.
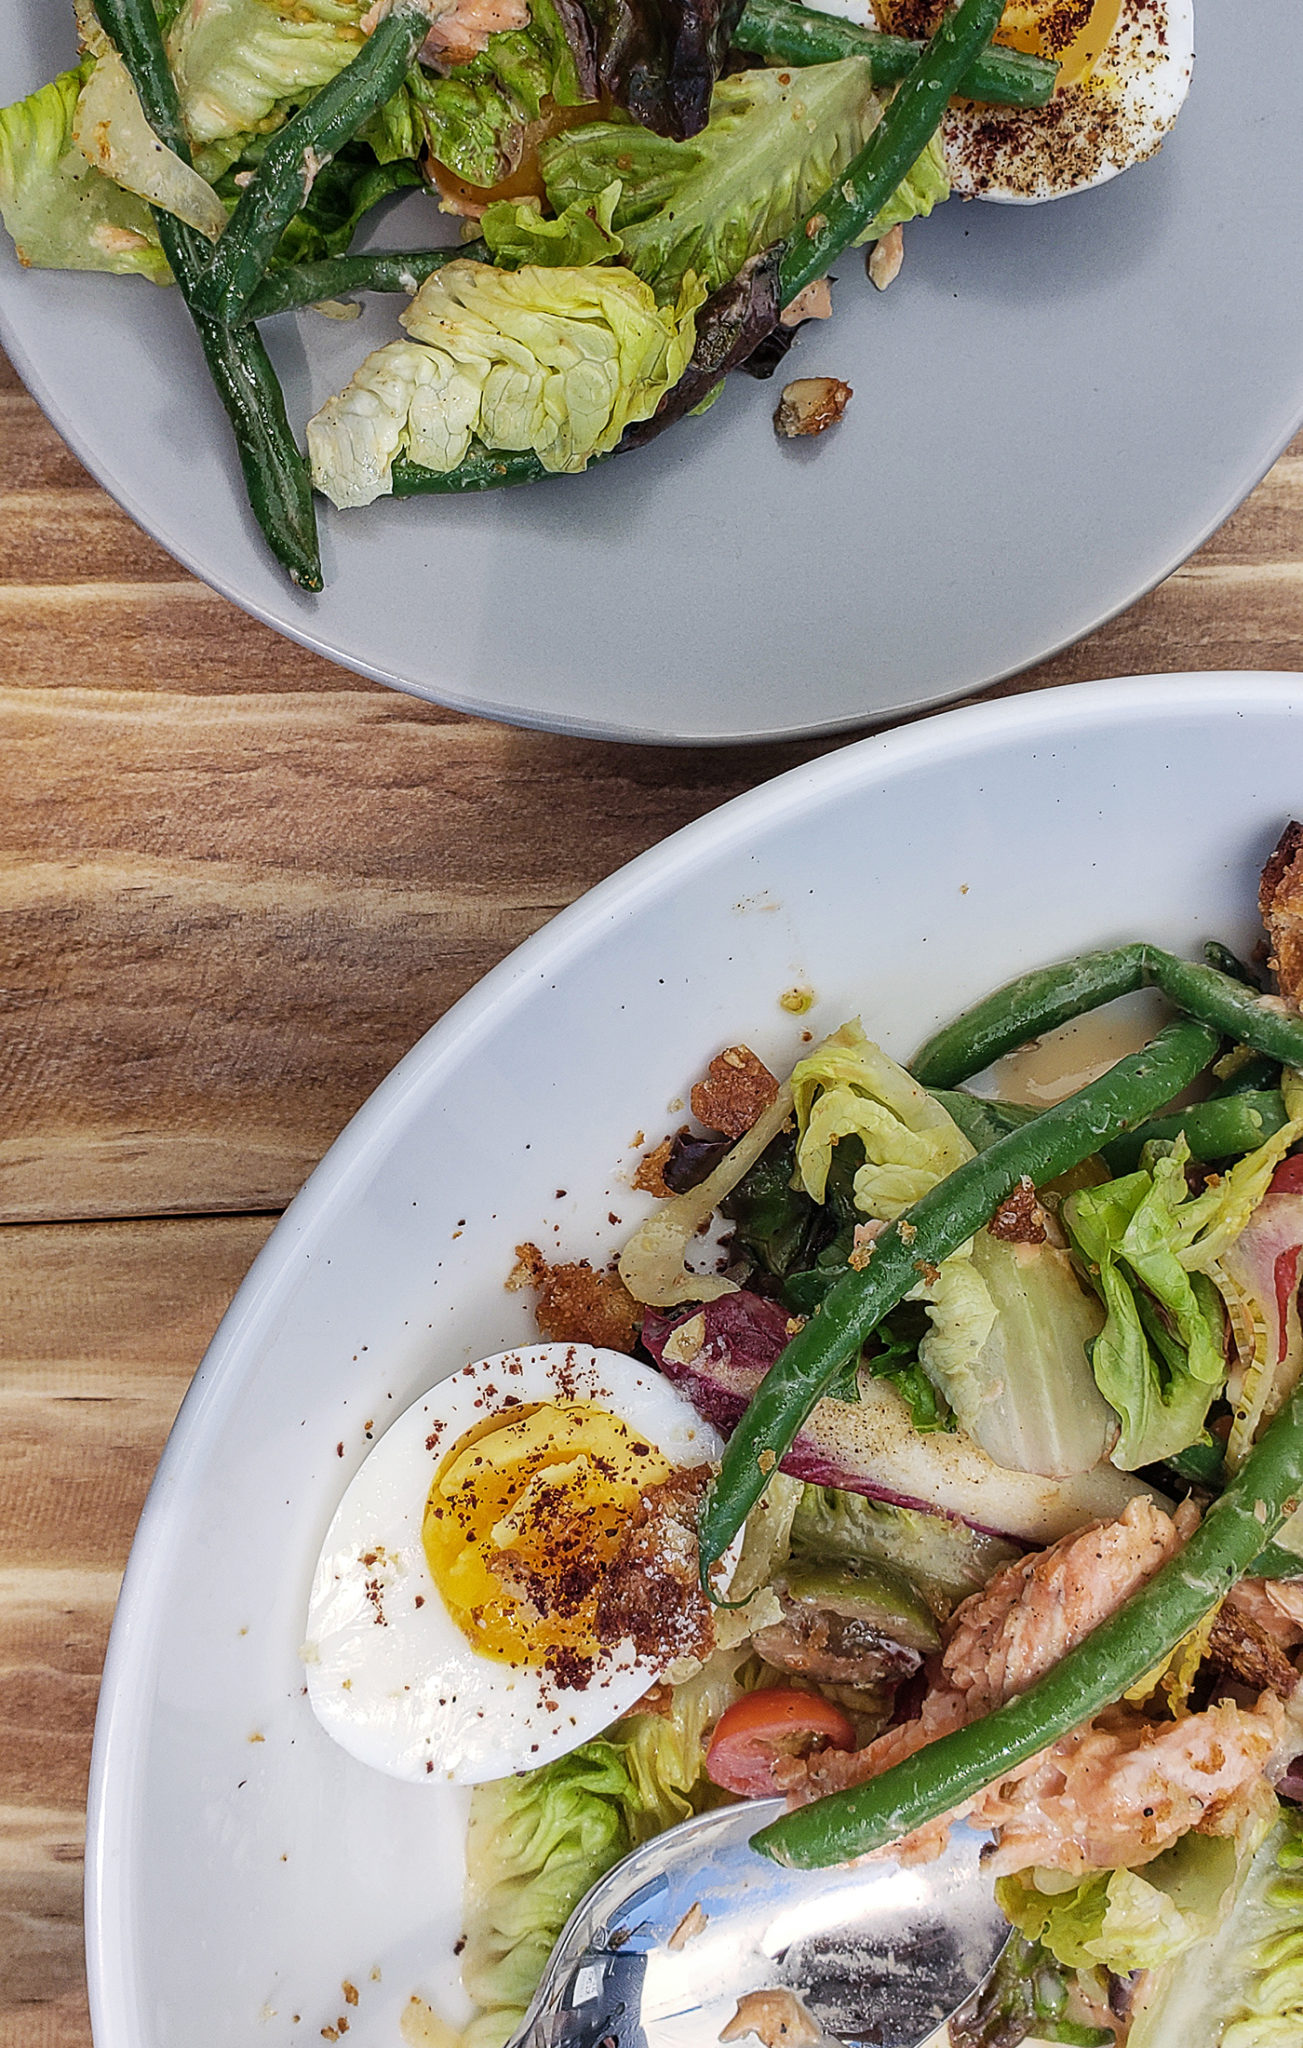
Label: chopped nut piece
xmin=633 ymin=1137 xmax=675 ymax=1197
xmin=1260 ymin=821 xmax=1303 ymax=1005
xmin=720 ymin=1989 xmax=821 ymax=2047
xmin=988 ymin=1176 xmax=1049 ymax=1244
xmin=867 ymin=222 xmax=904 ymax=290
xmin=691 ymin=1044 xmax=780 ymax=1138
xmin=774 ymin=377 xmax=852 ymax=439
xmin=1208 ymin=1599 xmax=1299 ymax=1697
xmin=779 ymin=278 xmax=833 ymax=327
xmin=509 ymin=1242 xmax=640 ymax=1353
xmin=667 ymin=1901 xmax=709 ymax=1950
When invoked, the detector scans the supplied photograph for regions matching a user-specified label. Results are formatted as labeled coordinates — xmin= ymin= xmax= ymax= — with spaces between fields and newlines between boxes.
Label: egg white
xmin=942 ymin=0 xmax=1195 ymax=204
xmin=303 ymin=1344 xmax=725 ymax=1785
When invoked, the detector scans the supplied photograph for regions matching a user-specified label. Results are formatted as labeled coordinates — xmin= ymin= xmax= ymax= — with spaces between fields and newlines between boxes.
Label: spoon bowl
xmin=508 ymin=1798 xmax=1009 ymax=2048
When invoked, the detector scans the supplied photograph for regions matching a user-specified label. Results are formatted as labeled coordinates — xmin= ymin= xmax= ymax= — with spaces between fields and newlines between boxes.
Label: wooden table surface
xmin=3 ymin=333 xmax=1302 ymax=2048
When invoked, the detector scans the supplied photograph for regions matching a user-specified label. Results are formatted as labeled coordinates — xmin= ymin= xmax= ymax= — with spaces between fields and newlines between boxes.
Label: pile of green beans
xmin=752 ymin=1369 xmax=1303 ymax=1868
xmin=91 ymin=0 xmax=322 ymax=590
xmin=697 ymin=1015 xmax=1220 ymax=1574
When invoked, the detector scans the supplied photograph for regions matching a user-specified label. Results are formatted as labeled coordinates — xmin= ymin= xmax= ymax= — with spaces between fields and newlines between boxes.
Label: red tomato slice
xmin=1271 ymin=1156 xmax=1303 ymax=1195
xmin=705 ymin=1688 xmax=856 ymax=1797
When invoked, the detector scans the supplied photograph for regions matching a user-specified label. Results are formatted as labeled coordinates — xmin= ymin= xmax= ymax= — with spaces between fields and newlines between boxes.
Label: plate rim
xmin=7 ymin=287 xmax=1303 ymax=747
xmin=83 ymin=669 xmax=1303 ymax=2048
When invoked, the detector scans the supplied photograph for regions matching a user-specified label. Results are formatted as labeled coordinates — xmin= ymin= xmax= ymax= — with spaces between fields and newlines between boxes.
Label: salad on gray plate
xmin=303 ymin=823 xmax=1303 ymax=2048
xmin=0 ymin=0 xmax=1191 ymax=588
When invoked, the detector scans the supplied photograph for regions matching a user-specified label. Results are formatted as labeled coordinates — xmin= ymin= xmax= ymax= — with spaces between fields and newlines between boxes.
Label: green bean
xmin=913 ymin=942 xmax=1303 ymax=1089
xmin=732 ymin=0 xmax=1058 ymax=106
xmin=91 ymin=0 xmax=321 ymax=590
xmin=193 ymin=2 xmax=435 ymax=327
xmin=392 ymin=446 xmax=556 ymax=495
xmin=1204 ymin=939 xmax=1262 ymax=989
xmin=1099 ymin=1090 xmax=1288 ymax=1175
xmin=697 ymin=1017 xmax=1219 ymax=1575
xmin=912 ymin=945 xmax=1150 ymax=1089
xmin=752 ymin=1367 xmax=1303 ymax=1869
xmin=777 ymin=0 xmax=1007 ymax=304
xmin=244 ymin=244 xmax=486 ymax=322
xmin=1209 ymin=1048 xmax=1281 ymax=1099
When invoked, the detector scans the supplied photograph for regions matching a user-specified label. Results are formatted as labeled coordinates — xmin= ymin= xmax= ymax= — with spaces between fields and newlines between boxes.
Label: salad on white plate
xmin=304 ymin=822 xmax=1303 ymax=2048
xmin=0 ymin=0 xmax=1192 ymax=589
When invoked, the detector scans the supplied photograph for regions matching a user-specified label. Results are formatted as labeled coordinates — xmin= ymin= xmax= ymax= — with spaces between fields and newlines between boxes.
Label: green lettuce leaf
xmin=482 ymin=181 xmax=623 ymax=266
xmin=462 ymin=1649 xmax=754 ymax=2048
xmin=852 ymin=128 xmax=948 ymax=243
xmin=0 ymin=61 xmax=168 ymax=280
xmin=917 ymin=1229 xmax=1113 ymax=1477
xmin=1064 ymin=1144 xmax=1230 ymax=1469
xmin=789 ymin=1018 xmax=974 ymax=1219
xmin=997 ymin=1831 xmax=1242 ymax=1976
xmin=540 ymin=59 xmax=883 ymax=298
xmin=1129 ymin=1804 xmax=1301 ymax=2048
xmin=308 ymin=258 xmax=703 ymax=504
xmin=374 ymin=0 xmax=592 ymax=188
xmin=210 ymin=134 xmax=421 ymax=260
xmin=165 ymin=0 xmax=368 ymax=149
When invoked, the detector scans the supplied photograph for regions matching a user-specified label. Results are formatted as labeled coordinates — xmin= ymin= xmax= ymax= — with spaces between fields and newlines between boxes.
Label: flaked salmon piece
xmin=795 ymin=1494 xmax=1193 ymax=1807
xmin=421 ymin=0 xmax=529 ymax=61
xmin=1229 ymin=1575 xmax=1303 ymax=1648
xmin=942 ymin=1494 xmax=1196 ymax=1716
xmin=972 ymin=1693 xmax=1284 ymax=1876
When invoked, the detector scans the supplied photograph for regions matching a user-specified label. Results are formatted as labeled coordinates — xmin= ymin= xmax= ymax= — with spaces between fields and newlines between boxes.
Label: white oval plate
xmin=87 ymin=673 xmax=1303 ymax=2046
xmin=4 ymin=3 xmax=1303 ymax=742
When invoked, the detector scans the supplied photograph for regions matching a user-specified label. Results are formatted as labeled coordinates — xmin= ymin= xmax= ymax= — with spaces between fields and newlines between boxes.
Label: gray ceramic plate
xmin=3 ymin=1 xmax=1302 ymax=743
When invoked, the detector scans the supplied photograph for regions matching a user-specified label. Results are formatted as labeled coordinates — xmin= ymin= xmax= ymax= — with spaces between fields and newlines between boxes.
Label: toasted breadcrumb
xmin=509 ymin=1242 xmax=640 ymax=1353
xmin=1260 ymin=821 xmax=1303 ymax=1005
xmin=691 ymin=1045 xmax=779 ymax=1138
xmin=633 ymin=1137 xmax=676 ymax=1197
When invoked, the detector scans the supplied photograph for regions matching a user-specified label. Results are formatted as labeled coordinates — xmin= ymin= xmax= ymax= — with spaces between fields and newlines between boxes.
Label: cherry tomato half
xmin=705 ymin=1687 xmax=856 ymax=1797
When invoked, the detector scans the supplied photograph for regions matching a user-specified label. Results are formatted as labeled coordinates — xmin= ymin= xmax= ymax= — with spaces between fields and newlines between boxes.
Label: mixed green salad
xmin=454 ymin=825 xmax=1303 ymax=2048
xmin=0 ymin=0 xmax=1060 ymax=588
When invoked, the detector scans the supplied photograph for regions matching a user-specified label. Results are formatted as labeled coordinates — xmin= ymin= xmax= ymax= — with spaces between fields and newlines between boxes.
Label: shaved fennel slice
xmin=619 ymin=1083 xmax=793 ymax=1308
xmin=73 ymin=40 xmax=227 ymax=239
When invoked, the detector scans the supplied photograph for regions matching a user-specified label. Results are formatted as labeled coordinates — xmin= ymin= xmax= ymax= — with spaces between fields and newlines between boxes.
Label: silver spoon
xmin=507 ymin=1797 xmax=1008 ymax=2048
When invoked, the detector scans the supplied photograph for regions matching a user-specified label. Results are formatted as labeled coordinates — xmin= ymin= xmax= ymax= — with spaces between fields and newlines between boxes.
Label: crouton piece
xmin=690 ymin=1045 xmax=779 ymax=1139
xmin=509 ymin=1242 xmax=640 ymax=1353
xmin=1260 ymin=821 xmax=1303 ymax=1004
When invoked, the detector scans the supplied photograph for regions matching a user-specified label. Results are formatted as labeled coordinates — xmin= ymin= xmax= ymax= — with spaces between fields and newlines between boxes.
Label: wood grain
xmin=0 ymin=1215 xmax=274 ymax=2038
xmin=2 ymin=324 xmax=1303 ymax=2048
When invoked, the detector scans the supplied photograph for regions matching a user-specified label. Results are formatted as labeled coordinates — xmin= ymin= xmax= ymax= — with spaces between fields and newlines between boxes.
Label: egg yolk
xmin=994 ymin=0 xmax=1123 ymax=88
xmin=422 ymin=1402 xmax=672 ymax=1669
xmin=874 ymin=0 xmax=1122 ymax=88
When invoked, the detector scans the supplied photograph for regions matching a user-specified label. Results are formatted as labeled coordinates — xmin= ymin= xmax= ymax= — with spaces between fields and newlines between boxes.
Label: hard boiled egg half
xmin=304 ymin=1345 xmax=726 ymax=1784
xmin=873 ymin=0 xmax=1195 ymax=202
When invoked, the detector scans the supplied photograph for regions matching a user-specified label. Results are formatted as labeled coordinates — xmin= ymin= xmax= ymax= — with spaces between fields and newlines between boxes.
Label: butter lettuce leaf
xmin=373 ymin=0 xmax=593 ymax=188
xmin=165 ymin=0 xmax=368 ymax=149
xmin=308 ymin=259 xmax=703 ymax=504
xmin=541 ymin=60 xmax=882 ymax=298
xmin=852 ymin=128 xmax=948 ymax=243
xmin=918 ymin=1229 xmax=1113 ymax=1478
xmin=482 ymin=181 xmax=622 ymax=266
xmin=1129 ymin=1804 xmax=1301 ymax=2048
xmin=997 ymin=1831 xmax=1242 ymax=1977
xmin=461 ymin=1650 xmax=753 ymax=2048
xmin=790 ymin=1018 xmax=974 ymax=1219
xmin=1061 ymin=1124 xmax=1303 ymax=1471
xmin=0 ymin=61 xmax=168 ymax=280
